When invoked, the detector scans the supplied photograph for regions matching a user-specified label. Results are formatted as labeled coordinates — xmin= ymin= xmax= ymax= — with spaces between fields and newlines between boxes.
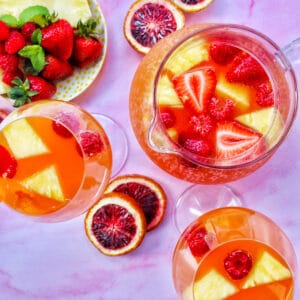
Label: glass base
xmin=92 ymin=113 xmax=128 ymax=178
xmin=174 ymin=184 xmax=243 ymax=233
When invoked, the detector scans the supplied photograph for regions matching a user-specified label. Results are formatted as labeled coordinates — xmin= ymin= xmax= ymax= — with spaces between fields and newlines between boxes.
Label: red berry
xmin=27 ymin=75 xmax=56 ymax=101
xmin=189 ymin=113 xmax=214 ymax=137
xmin=256 ymin=81 xmax=274 ymax=107
xmin=208 ymin=97 xmax=234 ymax=120
xmin=0 ymin=145 xmax=17 ymax=178
xmin=224 ymin=249 xmax=253 ymax=280
xmin=0 ymin=42 xmax=5 ymax=55
xmin=185 ymin=226 xmax=210 ymax=257
xmin=78 ymin=130 xmax=104 ymax=157
xmin=160 ymin=109 xmax=175 ymax=128
xmin=2 ymin=69 xmax=22 ymax=86
xmin=0 ymin=54 xmax=19 ymax=73
xmin=52 ymin=112 xmax=80 ymax=138
xmin=5 ymin=31 xmax=26 ymax=54
xmin=180 ymin=135 xmax=212 ymax=157
xmin=0 ymin=109 xmax=9 ymax=123
xmin=21 ymin=22 xmax=38 ymax=42
xmin=209 ymin=42 xmax=239 ymax=65
xmin=0 ymin=21 xmax=10 ymax=41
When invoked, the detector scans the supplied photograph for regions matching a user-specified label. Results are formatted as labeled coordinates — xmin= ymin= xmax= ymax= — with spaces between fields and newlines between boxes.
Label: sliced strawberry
xmin=226 ymin=52 xmax=267 ymax=85
xmin=0 ymin=145 xmax=17 ymax=178
xmin=172 ymin=68 xmax=216 ymax=113
xmin=208 ymin=97 xmax=234 ymax=120
xmin=209 ymin=42 xmax=240 ymax=65
xmin=189 ymin=113 xmax=215 ymax=137
xmin=216 ymin=121 xmax=262 ymax=160
xmin=185 ymin=226 xmax=210 ymax=257
xmin=256 ymin=81 xmax=274 ymax=107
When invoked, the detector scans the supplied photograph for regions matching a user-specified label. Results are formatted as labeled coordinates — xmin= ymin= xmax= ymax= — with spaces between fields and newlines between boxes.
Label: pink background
xmin=0 ymin=0 xmax=300 ymax=299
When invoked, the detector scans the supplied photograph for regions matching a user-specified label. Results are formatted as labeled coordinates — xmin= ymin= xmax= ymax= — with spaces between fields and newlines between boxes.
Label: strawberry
xmin=172 ymin=68 xmax=216 ymax=113
xmin=0 ymin=109 xmax=9 ymax=123
xmin=21 ymin=22 xmax=38 ymax=42
xmin=0 ymin=21 xmax=10 ymax=41
xmin=41 ymin=19 xmax=74 ymax=61
xmin=185 ymin=226 xmax=210 ymax=257
xmin=0 ymin=42 xmax=5 ymax=55
xmin=0 ymin=54 xmax=19 ymax=73
xmin=215 ymin=121 xmax=262 ymax=160
xmin=73 ymin=19 xmax=103 ymax=68
xmin=189 ymin=113 xmax=214 ymax=137
xmin=27 ymin=75 xmax=56 ymax=101
xmin=0 ymin=145 xmax=17 ymax=178
xmin=4 ymin=30 xmax=26 ymax=54
xmin=208 ymin=97 xmax=234 ymax=120
xmin=209 ymin=42 xmax=239 ymax=65
xmin=2 ymin=69 xmax=23 ymax=86
xmin=78 ymin=130 xmax=104 ymax=157
xmin=256 ymin=81 xmax=274 ymax=107
xmin=160 ymin=109 xmax=176 ymax=128
xmin=41 ymin=55 xmax=73 ymax=81
xmin=226 ymin=52 xmax=267 ymax=85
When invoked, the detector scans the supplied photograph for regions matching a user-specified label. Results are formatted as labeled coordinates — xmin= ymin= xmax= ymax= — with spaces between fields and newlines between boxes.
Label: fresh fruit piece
xmin=165 ymin=39 xmax=209 ymax=74
xmin=167 ymin=127 xmax=178 ymax=141
xmin=209 ymin=42 xmax=239 ymax=65
xmin=41 ymin=55 xmax=74 ymax=81
xmin=215 ymin=121 xmax=262 ymax=160
xmin=0 ymin=108 xmax=9 ymax=123
xmin=52 ymin=112 xmax=80 ymax=138
xmin=105 ymin=174 xmax=167 ymax=231
xmin=78 ymin=130 xmax=104 ymax=157
xmin=185 ymin=226 xmax=210 ymax=257
xmin=0 ymin=20 xmax=10 ymax=41
xmin=20 ymin=165 xmax=65 ymax=202
xmin=179 ymin=135 xmax=212 ymax=157
xmin=0 ymin=145 xmax=17 ymax=178
xmin=189 ymin=113 xmax=214 ymax=137
xmin=160 ymin=108 xmax=176 ymax=128
xmin=208 ymin=96 xmax=234 ymax=120
xmin=41 ymin=19 xmax=74 ymax=60
xmin=172 ymin=0 xmax=214 ymax=13
xmin=242 ymin=251 xmax=292 ymax=289
xmin=226 ymin=52 xmax=267 ymax=85
xmin=73 ymin=18 xmax=103 ymax=68
xmin=193 ymin=269 xmax=238 ymax=300
xmin=84 ymin=192 xmax=147 ymax=256
xmin=157 ymin=75 xmax=183 ymax=107
xmin=21 ymin=22 xmax=39 ymax=42
xmin=256 ymin=81 xmax=274 ymax=107
xmin=0 ymin=54 xmax=19 ymax=73
xmin=123 ymin=0 xmax=185 ymax=54
xmin=215 ymin=74 xmax=251 ymax=111
xmin=224 ymin=249 xmax=253 ymax=280
xmin=4 ymin=31 xmax=26 ymax=54
xmin=172 ymin=68 xmax=216 ymax=113
xmin=3 ymin=118 xmax=50 ymax=159
xmin=2 ymin=69 xmax=23 ymax=86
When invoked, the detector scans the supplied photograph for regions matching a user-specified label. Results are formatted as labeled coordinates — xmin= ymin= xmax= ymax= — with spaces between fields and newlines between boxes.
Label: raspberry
xmin=208 ymin=97 xmax=234 ymax=120
xmin=0 ymin=145 xmax=17 ymax=178
xmin=256 ymin=81 xmax=274 ymax=107
xmin=209 ymin=42 xmax=239 ymax=65
xmin=224 ymin=249 xmax=253 ymax=280
xmin=5 ymin=31 xmax=26 ymax=54
xmin=160 ymin=109 xmax=175 ymax=128
xmin=78 ymin=130 xmax=104 ymax=157
xmin=21 ymin=22 xmax=38 ymax=42
xmin=189 ymin=113 xmax=214 ymax=137
xmin=52 ymin=112 xmax=80 ymax=138
xmin=185 ymin=226 xmax=210 ymax=257
xmin=0 ymin=21 xmax=10 ymax=41
xmin=180 ymin=136 xmax=212 ymax=157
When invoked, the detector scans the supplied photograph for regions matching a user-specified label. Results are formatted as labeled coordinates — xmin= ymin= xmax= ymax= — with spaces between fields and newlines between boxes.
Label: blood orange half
xmin=123 ymin=0 xmax=185 ymax=54
xmin=85 ymin=192 xmax=146 ymax=256
xmin=172 ymin=0 xmax=214 ymax=12
xmin=106 ymin=174 xmax=167 ymax=231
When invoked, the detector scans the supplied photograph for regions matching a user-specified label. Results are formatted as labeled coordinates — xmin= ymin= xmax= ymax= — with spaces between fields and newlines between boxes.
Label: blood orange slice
xmin=105 ymin=174 xmax=167 ymax=231
xmin=84 ymin=192 xmax=146 ymax=256
xmin=172 ymin=0 xmax=214 ymax=12
xmin=123 ymin=0 xmax=185 ymax=54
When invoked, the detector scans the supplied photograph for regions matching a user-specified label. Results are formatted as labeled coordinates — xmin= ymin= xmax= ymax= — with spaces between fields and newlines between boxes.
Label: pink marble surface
xmin=0 ymin=0 xmax=300 ymax=299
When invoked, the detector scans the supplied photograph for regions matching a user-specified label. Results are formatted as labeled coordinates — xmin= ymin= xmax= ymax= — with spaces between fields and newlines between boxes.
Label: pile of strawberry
xmin=0 ymin=6 xmax=103 ymax=107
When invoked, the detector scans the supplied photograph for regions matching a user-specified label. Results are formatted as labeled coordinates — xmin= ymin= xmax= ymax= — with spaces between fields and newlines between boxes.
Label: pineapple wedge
xmin=3 ymin=118 xmax=49 ymax=159
xmin=242 ymin=251 xmax=292 ymax=289
xmin=216 ymin=75 xmax=251 ymax=111
xmin=193 ymin=269 xmax=238 ymax=300
xmin=21 ymin=165 xmax=65 ymax=202
xmin=0 ymin=0 xmax=92 ymax=27
xmin=157 ymin=75 xmax=183 ymax=107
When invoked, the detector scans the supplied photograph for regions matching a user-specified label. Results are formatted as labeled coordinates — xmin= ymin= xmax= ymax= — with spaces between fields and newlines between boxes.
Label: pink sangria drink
xmin=172 ymin=207 xmax=296 ymax=299
xmin=129 ymin=24 xmax=298 ymax=184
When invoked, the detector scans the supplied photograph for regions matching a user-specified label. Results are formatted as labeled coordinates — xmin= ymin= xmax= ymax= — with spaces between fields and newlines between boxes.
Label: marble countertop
xmin=0 ymin=0 xmax=299 ymax=299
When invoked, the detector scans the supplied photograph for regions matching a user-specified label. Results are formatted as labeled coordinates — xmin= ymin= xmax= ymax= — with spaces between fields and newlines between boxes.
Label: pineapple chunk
xmin=235 ymin=107 xmax=283 ymax=146
xmin=193 ymin=269 xmax=238 ymax=300
xmin=3 ymin=118 xmax=49 ymax=159
xmin=216 ymin=75 xmax=251 ymax=111
xmin=242 ymin=251 xmax=292 ymax=289
xmin=157 ymin=75 xmax=183 ymax=107
xmin=0 ymin=69 xmax=10 ymax=94
xmin=167 ymin=128 xmax=178 ymax=142
xmin=165 ymin=40 xmax=209 ymax=74
xmin=21 ymin=165 xmax=65 ymax=202
xmin=0 ymin=0 xmax=91 ymax=27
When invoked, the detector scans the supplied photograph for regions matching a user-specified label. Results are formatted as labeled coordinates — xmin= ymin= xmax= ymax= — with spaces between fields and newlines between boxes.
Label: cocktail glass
xmin=0 ymin=100 xmax=117 ymax=222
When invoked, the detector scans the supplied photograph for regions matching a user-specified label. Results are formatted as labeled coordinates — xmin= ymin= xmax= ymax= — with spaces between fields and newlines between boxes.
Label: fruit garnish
xmin=180 ymin=135 xmax=213 ymax=157
xmin=84 ymin=192 xmax=147 ymax=256
xmin=209 ymin=42 xmax=239 ymax=65
xmin=105 ymin=174 xmax=167 ymax=231
xmin=0 ymin=145 xmax=17 ymax=178
xmin=189 ymin=113 xmax=214 ymax=137
xmin=52 ymin=111 xmax=80 ymax=138
xmin=208 ymin=96 xmax=234 ymax=120
xmin=20 ymin=165 xmax=65 ymax=202
xmin=78 ymin=130 xmax=104 ymax=157
xmin=0 ymin=20 xmax=10 ymax=41
xmin=224 ymin=249 xmax=253 ymax=280
xmin=242 ymin=251 xmax=292 ymax=289
xmin=172 ymin=68 xmax=216 ymax=113
xmin=256 ymin=81 xmax=274 ymax=107
xmin=185 ymin=226 xmax=210 ymax=257
xmin=172 ymin=0 xmax=214 ymax=13
xmin=0 ymin=54 xmax=20 ymax=85
xmin=193 ymin=269 xmax=238 ymax=300
xmin=226 ymin=52 xmax=268 ymax=85
xmin=3 ymin=118 xmax=49 ymax=159
xmin=215 ymin=121 xmax=262 ymax=160
xmin=21 ymin=22 xmax=38 ymax=42
xmin=123 ymin=0 xmax=185 ymax=54
xmin=4 ymin=30 xmax=25 ymax=54
xmin=160 ymin=108 xmax=176 ymax=128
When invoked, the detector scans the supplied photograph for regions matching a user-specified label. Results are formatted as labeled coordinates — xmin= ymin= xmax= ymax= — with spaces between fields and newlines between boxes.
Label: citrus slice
xmin=84 ymin=192 xmax=147 ymax=256
xmin=123 ymin=0 xmax=185 ymax=54
xmin=172 ymin=0 xmax=214 ymax=13
xmin=105 ymin=174 xmax=167 ymax=231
